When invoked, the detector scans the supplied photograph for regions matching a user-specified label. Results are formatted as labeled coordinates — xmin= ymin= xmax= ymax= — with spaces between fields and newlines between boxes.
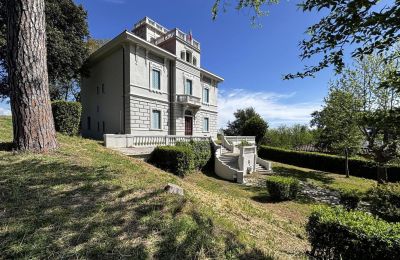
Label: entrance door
xmin=185 ymin=116 xmax=193 ymax=136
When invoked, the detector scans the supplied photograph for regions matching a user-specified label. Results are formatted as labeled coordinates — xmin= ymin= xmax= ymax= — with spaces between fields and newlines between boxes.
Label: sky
xmin=0 ymin=0 xmax=339 ymax=128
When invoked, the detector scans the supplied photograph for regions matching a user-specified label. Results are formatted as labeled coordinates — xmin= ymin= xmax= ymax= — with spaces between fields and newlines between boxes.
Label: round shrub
xmin=308 ymin=205 xmax=400 ymax=259
xmin=266 ymin=176 xmax=300 ymax=201
xmin=369 ymin=183 xmax=400 ymax=222
xmin=176 ymin=140 xmax=211 ymax=170
xmin=51 ymin=100 xmax=82 ymax=135
xmin=339 ymin=189 xmax=362 ymax=210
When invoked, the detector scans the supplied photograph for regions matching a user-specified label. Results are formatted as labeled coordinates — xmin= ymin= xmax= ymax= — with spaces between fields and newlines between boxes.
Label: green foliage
xmin=369 ymin=183 xmax=400 ymax=222
xmin=176 ymin=140 xmax=212 ymax=170
xmin=263 ymin=124 xmax=317 ymax=149
xmin=307 ymin=205 xmax=400 ymax=259
xmin=339 ymin=189 xmax=362 ymax=210
xmin=311 ymin=89 xmax=363 ymax=155
xmin=258 ymin=146 xmax=400 ymax=182
xmin=51 ymin=101 xmax=82 ymax=135
xmin=224 ymin=107 xmax=259 ymax=136
xmin=237 ymin=140 xmax=251 ymax=147
xmin=242 ymin=116 xmax=268 ymax=144
xmin=148 ymin=146 xmax=195 ymax=177
xmin=265 ymin=176 xmax=299 ymax=201
xmin=0 ymin=0 xmax=89 ymax=101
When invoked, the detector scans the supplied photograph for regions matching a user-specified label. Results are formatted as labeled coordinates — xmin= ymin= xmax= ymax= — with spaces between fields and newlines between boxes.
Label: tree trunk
xmin=7 ymin=0 xmax=57 ymax=152
xmin=377 ymin=166 xmax=388 ymax=184
xmin=345 ymin=147 xmax=350 ymax=178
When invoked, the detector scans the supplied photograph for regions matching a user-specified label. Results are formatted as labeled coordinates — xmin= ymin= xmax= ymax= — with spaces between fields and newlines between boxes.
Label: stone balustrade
xmin=104 ymin=134 xmax=210 ymax=148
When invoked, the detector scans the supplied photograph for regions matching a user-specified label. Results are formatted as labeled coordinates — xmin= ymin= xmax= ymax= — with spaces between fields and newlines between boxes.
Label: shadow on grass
xmin=0 ymin=154 xmax=273 ymax=259
xmin=0 ymin=142 xmax=13 ymax=151
xmin=273 ymin=166 xmax=334 ymax=185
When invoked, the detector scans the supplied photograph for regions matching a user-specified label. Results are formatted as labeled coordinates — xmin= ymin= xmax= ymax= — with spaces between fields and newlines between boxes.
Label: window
xmin=203 ymin=88 xmax=209 ymax=103
xmin=151 ymin=110 xmax=161 ymax=130
xmin=97 ymin=121 xmax=100 ymax=132
xmin=193 ymin=57 xmax=197 ymax=66
xmin=96 ymin=86 xmax=99 ymax=95
xmin=102 ymin=121 xmax=106 ymax=132
xmin=102 ymin=84 xmax=105 ymax=94
xmin=185 ymin=79 xmax=192 ymax=95
xmin=87 ymin=117 xmax=91 ymax=130
xmin=180 ymin=51 xmax=185 ymax=60
xmin=152 ymin=69 xmax=161 ymax=90
xmin=203 ymin=118 xmax=209 ymax=132
xmin=186 ymin=52 xmax=191 ymax=63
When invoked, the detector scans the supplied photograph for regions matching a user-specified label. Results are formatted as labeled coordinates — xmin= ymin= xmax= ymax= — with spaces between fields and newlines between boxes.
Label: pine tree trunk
xmin=6 ymin=0 xmax=57 ymax=152
xmin=377 ymin=166 xmax=388 ymax=184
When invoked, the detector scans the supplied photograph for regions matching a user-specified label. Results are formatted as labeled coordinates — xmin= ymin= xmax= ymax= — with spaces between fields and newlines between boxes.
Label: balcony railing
xmin=176 ymin=94 xmax=201 ymax=108
xmin=134 ymin=17 xmax=170 ymax=34
xmin=155 ymin=28 xmax=201 ymax=50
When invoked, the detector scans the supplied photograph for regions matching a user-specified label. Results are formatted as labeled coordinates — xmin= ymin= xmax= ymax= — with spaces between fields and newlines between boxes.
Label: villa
xmin=81 ymin=17 xmax=223 ymax=139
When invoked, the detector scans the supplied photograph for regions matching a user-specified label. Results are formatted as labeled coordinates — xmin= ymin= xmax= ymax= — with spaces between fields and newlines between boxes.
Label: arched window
xmin=185 ymin=51 xmax=192 ymax=63
xmin=180 ymin=51 xmax=185 ymax=60
xmin=185 ymin=110 xmax=193 ymax=116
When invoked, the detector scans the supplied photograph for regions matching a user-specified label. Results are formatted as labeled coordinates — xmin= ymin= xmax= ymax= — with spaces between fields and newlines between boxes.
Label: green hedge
xmin=148 ymin=146 xmax=195 ymax=177
xmin=266 ymin=176 xmax=299 ymax=201
xmin=176 ymin=140 xmax=211 ymax=170
xmin=258 ymin=146 xmax=400 ymax=182
xmin=307 ymin=205 xmax=400 ymax=259
xmin=51 ymin=101 xmax=82 ymax=135
xmin=339 ymin=189 xmax=362 ymax=210
xmin=369 ymin=183 xmax=400 ymax=222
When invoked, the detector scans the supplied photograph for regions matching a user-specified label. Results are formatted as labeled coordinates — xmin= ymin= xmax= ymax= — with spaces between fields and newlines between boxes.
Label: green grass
xmin=0 ymin=116 xmax=377 ymax=259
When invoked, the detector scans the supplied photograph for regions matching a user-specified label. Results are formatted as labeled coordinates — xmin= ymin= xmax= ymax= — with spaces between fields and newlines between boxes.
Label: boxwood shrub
xmin=369 ymin=183 xmax=400 ymax=222
xmin=307 ymin=205 xmax=400 ymax=259
xmin=258 ymin=145 xmax=400 ymax=182
xmin=148 ymin=146 xmax=195 ymax=177
xmin=51 ymin=101 xmax=82 ymax=135
xmin=266 ymin=176 xmax=300 ymax=201
xmin=176 ymin=140 xmax=211 ymax=170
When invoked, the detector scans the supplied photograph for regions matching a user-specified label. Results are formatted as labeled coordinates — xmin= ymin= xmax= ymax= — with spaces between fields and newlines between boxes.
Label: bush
xmin=176 ymin=140 xmax=211 ymax=170
xmin=258 ymin=145 xmax=400 ymax=182
xmin=339 ymin=189 xmax=362 ymax=210
xmin=369 ymin=183 xmax=400 ymax=222
xmin=307 ymin=205 xmax=400 ymax=259
xmin=51 ymin=101 xmax=82 ymax=135
xmin=148 ymin=146 xmax=195 ymax=176
xmin=265 ymin=176 xmax=300 ymax=201
xmin=242 ymin=116 xmax=268 ymax=144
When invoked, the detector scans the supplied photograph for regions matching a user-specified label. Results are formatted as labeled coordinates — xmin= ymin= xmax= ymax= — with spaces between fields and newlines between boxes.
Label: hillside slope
xmin=0 ymin=116 xmax=310 ymax=259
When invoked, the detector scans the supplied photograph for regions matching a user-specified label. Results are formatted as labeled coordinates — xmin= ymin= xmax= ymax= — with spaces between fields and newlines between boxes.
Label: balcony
xmin=176 ymin=94 xmax=201 ymax=108
xmin=155 ymin=28 xmax=201 ymax=50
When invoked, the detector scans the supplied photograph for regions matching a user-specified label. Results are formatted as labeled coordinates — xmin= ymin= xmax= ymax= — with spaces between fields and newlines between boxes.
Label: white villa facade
xmin=81 ymin=17 xmax=223 ymax=139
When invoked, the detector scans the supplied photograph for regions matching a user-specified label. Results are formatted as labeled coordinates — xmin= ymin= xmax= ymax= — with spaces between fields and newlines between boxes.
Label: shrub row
xmin=148 ymin=141 xmax=212 ymax=177
xmin=266 ymin=176 xmax=299 ymax=201
xmin=339 ymin=189 xmax=362 ymax=210
xmin=369 ymin=183 xmax=400 ymax=222
xmin=258 ymin=145 xmax=400 ymax=182
xmin=51 ymin=101 xmax=82 ymax=136
xmin=148 ymin=146 xmax=195 ymax=176
xmin=307 ymin=205 xmax=400 ymax=259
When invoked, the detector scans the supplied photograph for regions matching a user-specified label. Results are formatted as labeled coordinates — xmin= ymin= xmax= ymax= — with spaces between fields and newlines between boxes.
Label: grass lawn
xmin=0 ymin=116 xmax=376 ymax=259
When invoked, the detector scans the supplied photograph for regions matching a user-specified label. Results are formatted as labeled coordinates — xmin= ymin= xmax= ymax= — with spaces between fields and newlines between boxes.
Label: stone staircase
xmin=219 ymin=146 xmax=271 ymax=175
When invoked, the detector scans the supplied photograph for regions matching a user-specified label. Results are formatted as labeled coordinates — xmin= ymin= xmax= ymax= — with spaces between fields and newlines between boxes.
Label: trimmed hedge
xmin=148 ymin=146 xmax=195 ymax=176
xmin=307 ymin=205 xmax=400 ymax=259
xmin=51 ymin=101 xmax=82 ymax=135
xmin=266 ymin=176 xmax=299 ymax=201
xmin=369 ymin=183 xmax=400 ymax=222
xmin=176 ymin=140 xmax=211 ymax=170
xmin=258 ymin=145 xmax=400 ymax=182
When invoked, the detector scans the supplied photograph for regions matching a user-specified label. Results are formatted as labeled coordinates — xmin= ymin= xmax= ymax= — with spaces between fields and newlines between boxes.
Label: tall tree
xmin=212 ymin=0 xmax=400 ymax=78
xmin=1 ymin=0 xmax=89 ymax=101
xmin=311 ymin=89 xmax=363 ymax=177
xmin=7 ymin=0 xmax=57 ymax=151
xmin=224 ymin=107 xmax=261 ymax=135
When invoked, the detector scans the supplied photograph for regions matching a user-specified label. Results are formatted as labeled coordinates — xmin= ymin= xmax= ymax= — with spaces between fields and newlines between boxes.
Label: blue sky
xmin=0 ymin=0 xmax=338 ymax=128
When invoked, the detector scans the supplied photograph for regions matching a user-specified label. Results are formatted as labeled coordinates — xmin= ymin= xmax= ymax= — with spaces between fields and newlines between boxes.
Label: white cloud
xmin=0 ymin=106 xmax=11 ymax=116
xmin=218 ymin=88 xmax=321 ymax=128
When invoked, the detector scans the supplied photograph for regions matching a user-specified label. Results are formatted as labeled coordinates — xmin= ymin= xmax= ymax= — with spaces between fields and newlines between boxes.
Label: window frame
xmin=151 ymin=69 xmax=161 ymax=90
xmin=150 ymin=109 xmax=162 ymax=130
xmin=203 ymin=117 xmax=210 ymax=133
xmin=185 ymin=79 xmax=193 ymax=95
xmin=203 ymin=87 xmax=210 ymax=104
